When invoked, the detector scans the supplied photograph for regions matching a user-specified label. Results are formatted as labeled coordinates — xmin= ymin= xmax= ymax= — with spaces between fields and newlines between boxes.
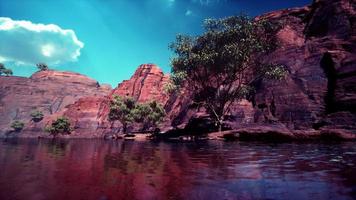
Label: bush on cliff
xmin=109 ymin=96 xmax=136 ymax=134
xmin=132 ymin=100 xmax=166 ymax=131
xmin=36 ymin=63 xmax=49 ymax=71
xmin=45 ymin=116 xmax=72 ymax=137
xmin=0 ymin=63 xmax=13 ymax=76
xmin=30 ymin=110 xmax=44 ymax=122
xmin=11 ymin=120 xmax=25 ymax=132
xmin=169 ymin=14 xmax=286 ymax=132
xmin=109 ymin=96 xmax=166 ymax=134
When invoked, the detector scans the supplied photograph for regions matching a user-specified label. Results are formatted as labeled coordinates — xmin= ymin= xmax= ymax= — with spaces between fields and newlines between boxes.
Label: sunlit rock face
xmin=0 ymin=70 xmax=111 ymax=137
xmin=60 ymin=64 xmax=171 ymax=136
xmin=0 ymin=64 xmax=171 ymax=137
xmin=62 ymin=96 xmax=113 ymax=137
xmin=112 ymin=64 xmax=170 ymax=104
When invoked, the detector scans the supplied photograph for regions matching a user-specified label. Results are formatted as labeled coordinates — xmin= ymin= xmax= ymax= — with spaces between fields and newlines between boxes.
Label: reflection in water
xmin=0 ymin=139 xmax=355 ymax=200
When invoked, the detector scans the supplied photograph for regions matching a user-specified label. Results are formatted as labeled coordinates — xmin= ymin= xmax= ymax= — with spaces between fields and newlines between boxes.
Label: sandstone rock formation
xmin=0 ymin=70 xmax=111 ymax=137
xmin=163 ymin=0 xmax=356 ymax=134
xmin=112 ymin=64 xmax=169 ymax=104
xmin=61 ymin=64 xmax=170 ymax=136
xmin=250 ymin=0 xmax=356 ymax=131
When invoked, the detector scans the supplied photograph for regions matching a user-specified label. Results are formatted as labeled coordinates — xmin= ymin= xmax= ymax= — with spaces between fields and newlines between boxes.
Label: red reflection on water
xmin=0 ymin=139 xmax=355 ymax=200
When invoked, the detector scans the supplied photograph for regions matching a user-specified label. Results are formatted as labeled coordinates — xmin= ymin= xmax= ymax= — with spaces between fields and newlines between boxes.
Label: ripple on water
xmin=0 ymin=139 xmax=355 ymax=200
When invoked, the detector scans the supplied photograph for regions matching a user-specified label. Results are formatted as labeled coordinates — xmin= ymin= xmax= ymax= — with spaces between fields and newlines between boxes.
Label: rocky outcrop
xmin=163 ymin=0 xmax=356 ymax=135
xmin=207 ymin=126 xmax=356 ymax=141
xmin=249 ymin=0 xmax=356 ymax=131
xmin=58 ymin=64 xmax=170 ymax=136
xmin=0 ymin=70 xmax=111 ymax=137
xmin=0 ymin=64 xmax=171 ymax=137
xmin=112 ymin=63 xmax=169 ymax=104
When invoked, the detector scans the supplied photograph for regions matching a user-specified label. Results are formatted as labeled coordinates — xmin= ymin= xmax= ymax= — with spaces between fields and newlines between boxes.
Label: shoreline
xmin=2 ymin=126 xmax=355 ymax=141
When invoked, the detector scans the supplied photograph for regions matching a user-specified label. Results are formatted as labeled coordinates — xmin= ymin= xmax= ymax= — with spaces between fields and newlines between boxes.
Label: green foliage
xmin=169 ymin=14 xmax=285 ymax=131
xmin=132 ymin=101 xmax=166 ymax=130
xmin=36 ymin=63 xmax=49 ymax=71
xmin=109 ymin=96 xmax=166 ymax=133
xmin=0 ymin=63 xmax=5 ymax=74
xmin=45 ymin=116 xmax=72 ymax=136
xmin=30 ymin=110 xmax=44 ymax=122
xmin=0 ymin=63 xmax=13 ymax=76
xmin=164 ymin=71 xmax=187 ymax=94
xmin=264 ymin=64 xmax=287 ymax=80
xmin=109 ymin=96 xmax=136 ymax=134
xmin=2 ymin=68 xmax=13 ymax=76
xmin=11 ymin=120 xmax=25 ymax=132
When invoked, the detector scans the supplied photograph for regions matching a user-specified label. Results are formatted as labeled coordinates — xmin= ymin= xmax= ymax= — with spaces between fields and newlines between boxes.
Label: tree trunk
xmin=122 ymin=123 xmax=127 ymax=134
xmin=218 ymin=117 xmax=223 ymax=132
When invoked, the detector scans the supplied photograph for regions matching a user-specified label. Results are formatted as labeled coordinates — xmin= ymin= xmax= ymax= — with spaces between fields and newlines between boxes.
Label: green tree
xmin=36 ymin=63 xmax=49 ymax=71
xmin=133 ymin=101 xmax=166 ymax=131
xmin=45 ymin=116 xmax=72 ymax=137
xmin=169 ymin=15 xmax=285 ymax=132
xmin=30 ymin=110 xmax=44 ymax=122
xmin=0 ymin=63 xmax=13 ymax=76
xmin=3 ymin=68 xmax=13 ymax=76
xmin=109 ymin=96 xmax=136 ymax=134
xmin=11 ymin=120 xmax=25 ymax=132
xmin=0 ymin=63 xmax=5 ymax=75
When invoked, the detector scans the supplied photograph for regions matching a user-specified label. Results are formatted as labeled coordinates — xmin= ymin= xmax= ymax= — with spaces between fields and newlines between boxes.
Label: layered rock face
xmin=112 ymin=64 xmax=169 ymax=104
xmin=0 ymin=70 xmax=111 ymax=137
xmin=250 ymin=0 xmax=356 ymax=130
xmin=58 ymin=64 xmax=170 ymax=136
xmin=0 ymin=64 xmax=170 ymax=137
xmin=164 ymin=0 xmax=356 ymax=133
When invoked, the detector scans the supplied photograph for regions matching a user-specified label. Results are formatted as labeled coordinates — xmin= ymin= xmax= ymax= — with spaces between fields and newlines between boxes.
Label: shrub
xmin=109 ymin=96 xmax=136 ymax=134
xmin=36 ymin=63 xmax=49 ymax=71
xmin=11 ymin=120 xmax=25 ymax=132
xmin=30 ymin=110 xmax=44 ymax=122
xmin=133 ymin=101 xmax=165 ymax=130
xmin=45 ymin=116 xmax=72 ymax=137
xmin=3 ymin=69 xmax=13 ymax=76
xmin=0 ymin=63 xmax=13 ymax=76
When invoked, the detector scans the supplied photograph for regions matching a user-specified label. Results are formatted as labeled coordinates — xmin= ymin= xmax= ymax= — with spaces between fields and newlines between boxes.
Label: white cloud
xmin=0 ymin=17 xmax=84 ymax=65
xmin=185 ymin=10 xmax=193 ymax=16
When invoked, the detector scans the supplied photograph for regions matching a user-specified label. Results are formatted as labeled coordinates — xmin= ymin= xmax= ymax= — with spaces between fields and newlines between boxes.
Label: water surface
xmin=0 ymin=139 xmax=355 ymax=200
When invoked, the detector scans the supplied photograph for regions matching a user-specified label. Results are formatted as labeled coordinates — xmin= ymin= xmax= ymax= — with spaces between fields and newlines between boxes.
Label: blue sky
xmin=0 ymin=0 xmax=310 ymax=87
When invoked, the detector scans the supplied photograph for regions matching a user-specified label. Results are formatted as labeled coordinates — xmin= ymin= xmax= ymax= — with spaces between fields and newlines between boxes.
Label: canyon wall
xmin=162 ymin=0 xmax=356 ymax=133
xmin=0 ymin=64 xmax=170 ymax=137
xmin=0 ymin=0 xmax=354 ymax=137
xmin=0 ymin=70 xmax=111 ymax=137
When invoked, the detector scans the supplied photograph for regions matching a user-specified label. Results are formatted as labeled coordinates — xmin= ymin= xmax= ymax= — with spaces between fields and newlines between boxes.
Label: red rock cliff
xmin=162 ymin=0 xmax=356 ymax=132
xmin=112 ymin=64 xmax=169 ymax=104
xmin=57 ymin=64 xmax=170 ymax=137
xmin=0 ymin=70 xmax=111 ymax=137
xmin=0 ymin=0 xmax=354 ymax=137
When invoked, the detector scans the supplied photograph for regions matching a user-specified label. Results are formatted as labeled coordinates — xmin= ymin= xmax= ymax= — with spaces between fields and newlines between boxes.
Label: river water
xmin=0 ymin=139 xmax=355 ymax=200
